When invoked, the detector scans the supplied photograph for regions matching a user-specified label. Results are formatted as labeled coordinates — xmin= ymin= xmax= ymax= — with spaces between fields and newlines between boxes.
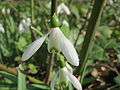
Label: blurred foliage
xmin=0 ymin=0 xmax=120 ymax=89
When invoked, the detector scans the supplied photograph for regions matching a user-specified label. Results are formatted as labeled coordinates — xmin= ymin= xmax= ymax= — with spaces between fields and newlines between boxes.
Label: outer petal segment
xmin=65 ymin=69 xmax=82 ymax=90
xmin=66 ymin=63 xmax=73 ymax=73
xmin=50 ymin=72 xmax=58 ymax=90
xmin=22 ymin=33 xmax=49 ymax=61
xmin=59 ymin=68 xmax=68 ymax=86
xmin=60 ymin=35 xmax=79 ymax=66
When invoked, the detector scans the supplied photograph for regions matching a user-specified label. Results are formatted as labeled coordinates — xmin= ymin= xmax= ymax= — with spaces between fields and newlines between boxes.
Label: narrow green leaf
xmin=114 ymin=75 xmax=120 ymax=86
xmin=0 ymin=71 xmax=17 ymax=83
xmin=18 ymin=65 xmax=26 ymax=90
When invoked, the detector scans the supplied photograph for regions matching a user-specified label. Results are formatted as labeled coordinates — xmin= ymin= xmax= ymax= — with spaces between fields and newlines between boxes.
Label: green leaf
xmin=71 ymin=5 xmax=79 ymax=19
xmin=0 ymin=71 xmax=17 ymax=83
xmin=82 ymin=76 xmax=97 ymax=85
xmin=28 ymin=84 xmax=50 ymax=90
xmin=15 ymin=37 xmax=27 ymax=51
xmin=114 ymin=75 xmax=120 ymax=86
xmin=28 ymin=64 xmax=38 ymax=74
xmin=98 ymin=26 xmax=112 ymax=38
xmin=18 ymin=65 xmax=26 ymax=90
xmin=89 ymin=44 xmax=105 ymax=60
xmin=60 ymin=24 xmax=70 ymax=38
xmin=68 ymin=83 xmax=73 ymax=90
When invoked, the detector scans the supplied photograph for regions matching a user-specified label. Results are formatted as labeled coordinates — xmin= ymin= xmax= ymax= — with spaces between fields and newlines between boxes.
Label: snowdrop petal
xmin=60 ymin=36 xmax=79 ymax=66
xmin=59 ymin=68 xmax=68 ymax=85
xmin=66 ymin=63 xmax=73 ymax=73
xmin=22 ymin=33 xmax=50 ymax=61
xmin=48 ymin=27 xmax=63 ymax=52
xmin=21 ymin=20 xmax=30 ymax=31
xmin=50 ymin=72 xmax=58 ymax=90
xmin=63 ymin=20 xmax=69 ymax=27
xmin=61 ymin=3 xmax=70 ymax=15
xmin=46 ymin=1 xmax=51 ymax=8
xmin=66 ymin=70 xmax=82 ymax=90
xmin=0 ymin=23 xmax=5 ymax=33
xmin=18 ymin=22 xmax=24 ymax=34
xmin=26 ymin=18 xmax=31 ymax=26
xmin=57 ymin=4 xmax=62 ymax=14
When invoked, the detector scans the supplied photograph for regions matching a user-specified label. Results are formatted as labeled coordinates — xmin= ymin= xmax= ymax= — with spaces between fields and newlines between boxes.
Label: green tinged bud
xmin=57 ymin=55 xmax=66 ymax=68
xmin=51 ymin=13 xmax=60 ymax=27
xmin=50 ymin=47 xmax=60 ymax=53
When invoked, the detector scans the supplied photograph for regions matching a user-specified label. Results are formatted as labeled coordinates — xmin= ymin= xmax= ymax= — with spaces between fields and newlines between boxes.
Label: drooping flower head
xmin=22 ymin=27 xmax=79 ymax=66
xmin=18 ymin=18 xmax=31 ymax=34
xmin=50 ymin=63 xmax=82 ymax=90
xmin=57 ymin=3 xmax=70 ymax=15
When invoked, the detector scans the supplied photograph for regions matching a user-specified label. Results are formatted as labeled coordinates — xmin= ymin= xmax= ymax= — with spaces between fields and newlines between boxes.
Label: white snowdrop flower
xmin=46 ymin=1 xmax=51 ymax=8
xmin=26 ymin=18 xmax=31 ymax=26
xmin=18 ymin=18 xmax=31 ymax=34
xmin=2 ymin=8 xmax=6 ymax=14
xmin=57 ymin=3 xmax=70 ymax=15
xmin=0 ymin=23 xmax=5 ymax=33
xmin=7 ymin=8 xmax=10 ymax=14
xmin=50 ymin=67 xmax=82 ymax=90
xmin=22 ymin=27 xmax=79 ymax=66
xmin=63 ymin=19 xmax=69 ymax=27
xmin=109 ymin=0 xmax=113 ymax=4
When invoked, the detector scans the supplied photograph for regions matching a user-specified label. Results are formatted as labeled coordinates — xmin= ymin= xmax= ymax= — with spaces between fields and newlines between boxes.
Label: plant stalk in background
xmin=30 ymin=0 xmax=36 ymax=40
xmin=74 ymin=0 xmax=108 ymax=83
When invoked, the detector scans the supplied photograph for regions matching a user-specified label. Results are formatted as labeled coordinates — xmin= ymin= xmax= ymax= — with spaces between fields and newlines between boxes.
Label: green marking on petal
xmin=60 ymin=81 xmax=67 ymax=88
xmin=49 ymin=47 xmax=60 ymax=53
xmin=57 ymin=56 xmax=66 ymax=68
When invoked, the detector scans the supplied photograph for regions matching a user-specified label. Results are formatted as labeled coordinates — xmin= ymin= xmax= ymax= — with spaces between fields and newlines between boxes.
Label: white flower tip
xmin=22 ymin=54 xmax=28 ymax=61
xmin=74 ymin=61 xmax=79 ymax=66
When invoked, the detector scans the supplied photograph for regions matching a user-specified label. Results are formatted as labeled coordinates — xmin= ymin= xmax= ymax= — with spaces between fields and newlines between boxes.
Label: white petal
xmin=48 ymin=27 xmax=63 ymax=52
xmin=0 ymin=23 xmax=5 ymax=33
xmin=50 ymin=72 xmax=58 ymax=90
xmin=18 ymin=22 xmax=24 ymax=34
xmin=21 ymin=20 xmax=30 ymax=31
xmin=59 ymin=68 xmax=68 ymax=85
xmin=66 ymin=62 xmax=73 ymax=73
xmin=2 ymin=8 xmax=6 ymax=14
xmin=26 ymin=18 xmax=31 ymax=25
xmin=46 ymin=1 xmax=51 ymax=8
xmin=57 ymin=4 xmax=62 ymax=14
xmin=61 ymin=3 xmax=70 ymax=15
xmin=65 ymin=70 xmax=82 ymax=90
xmin=63 ymin=20 xmax=69 ymax=27
xmin=22 ymin=33 xmax=50 ymax=61
xmin=60 ymin=35 xmax=79 ymax=66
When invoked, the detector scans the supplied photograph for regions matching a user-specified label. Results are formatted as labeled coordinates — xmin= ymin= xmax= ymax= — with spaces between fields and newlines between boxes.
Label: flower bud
xmin=51 ymin=13 xmax=60 ymax=27
xmin=57 ymin=55 xmax=66 ymax=68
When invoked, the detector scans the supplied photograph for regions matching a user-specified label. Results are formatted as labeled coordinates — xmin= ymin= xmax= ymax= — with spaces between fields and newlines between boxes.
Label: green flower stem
xmin=31 ymin=0 xmax=35 ymax=24
xmin=45 ymin=0 xmax=58 ymax=83
xmin=51 ymin=0 xmax=57 ymax=17
xmin=30 ymin=0 xmax=36 ymax=40
xmin=74 ymin=0 xmax=108 ymax=84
